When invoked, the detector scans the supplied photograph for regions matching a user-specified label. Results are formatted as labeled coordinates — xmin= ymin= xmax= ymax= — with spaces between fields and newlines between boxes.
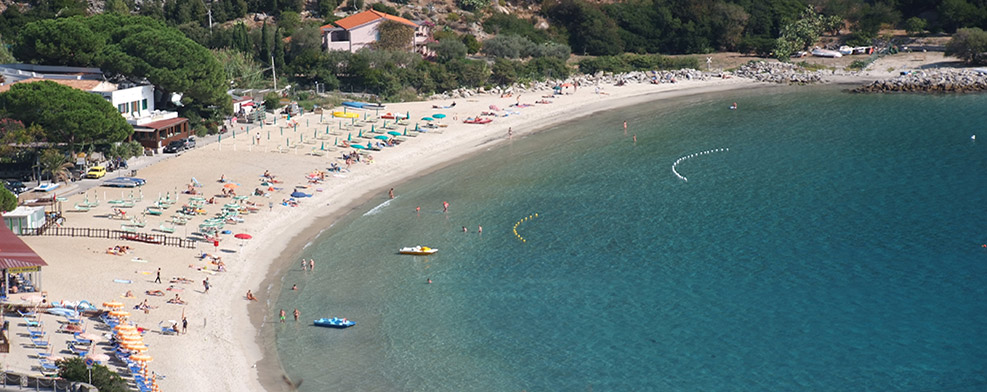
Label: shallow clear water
xmin=274 ymin=86 xmax=987 ymax=391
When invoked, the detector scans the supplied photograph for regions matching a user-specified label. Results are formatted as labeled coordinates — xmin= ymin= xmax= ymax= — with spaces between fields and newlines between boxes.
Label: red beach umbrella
xmin=234 ymin=233 xmax=252 ymax=240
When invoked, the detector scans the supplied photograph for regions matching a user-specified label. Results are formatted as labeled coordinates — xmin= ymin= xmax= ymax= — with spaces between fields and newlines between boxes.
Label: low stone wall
xmin=852 ymin=69 xmax=987 ymax=93
xmin=733 ymin=61 xmax=824 ymax=85
xmin=0 ymin=371 xmax=97 ymax=392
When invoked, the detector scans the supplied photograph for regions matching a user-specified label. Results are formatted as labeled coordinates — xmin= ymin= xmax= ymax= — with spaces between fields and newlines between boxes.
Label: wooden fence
xmin=22 ymin=226 xmax=197 ymax=249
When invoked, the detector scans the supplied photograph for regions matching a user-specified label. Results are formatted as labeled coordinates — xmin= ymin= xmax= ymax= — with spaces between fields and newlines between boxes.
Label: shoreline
xmin=10 ymin=54 xmax=945 ymax=391
xmin=248 ymin=78 xmax=778 ymax=391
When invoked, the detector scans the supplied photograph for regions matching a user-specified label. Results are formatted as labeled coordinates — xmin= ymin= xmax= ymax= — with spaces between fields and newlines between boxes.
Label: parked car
xmin=102 ymin=178 xmax=140 ymax=188
xmin=3 ymin=180 xmax=26 ymax=194
xmin=163 ymin=140 xmax=185 ymax=153
xmin=115 ymin=177 xmax=147 ymax=186
xmin=184 ymin=137 xmax=196 ymax=149
xmin=85 ymin=166 xmax=107 ymax=179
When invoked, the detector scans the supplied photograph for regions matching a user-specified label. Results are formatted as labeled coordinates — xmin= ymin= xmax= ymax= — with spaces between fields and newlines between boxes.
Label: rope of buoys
xmin=672 ymin=148 xmax=729 ymax=182
xmin=513 ymin=213 xmax=539 ymax=243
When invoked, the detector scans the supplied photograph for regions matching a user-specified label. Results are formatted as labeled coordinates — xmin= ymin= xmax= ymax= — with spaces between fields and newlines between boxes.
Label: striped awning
xmin=0 ymin=223 xmax=47 ymax=270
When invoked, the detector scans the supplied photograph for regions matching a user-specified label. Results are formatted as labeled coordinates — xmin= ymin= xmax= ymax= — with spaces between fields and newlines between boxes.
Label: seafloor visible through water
xmin=273 ymin=85 xmax=987 ymax=391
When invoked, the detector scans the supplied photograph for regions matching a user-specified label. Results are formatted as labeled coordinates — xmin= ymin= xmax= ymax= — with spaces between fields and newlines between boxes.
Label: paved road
xmin=18 ymin=132 xmax=224 ymax=200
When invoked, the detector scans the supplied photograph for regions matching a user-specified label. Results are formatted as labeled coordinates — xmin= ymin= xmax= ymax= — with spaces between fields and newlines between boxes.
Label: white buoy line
xmin=672 ymin=148 xmax=730 ymax=182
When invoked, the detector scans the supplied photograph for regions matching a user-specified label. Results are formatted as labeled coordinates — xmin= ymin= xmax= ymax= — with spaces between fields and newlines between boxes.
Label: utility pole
xmin=271 ymin=55 xmax=277 ymax=91
xmin=208 ymin=6 xmax=213 ymax=30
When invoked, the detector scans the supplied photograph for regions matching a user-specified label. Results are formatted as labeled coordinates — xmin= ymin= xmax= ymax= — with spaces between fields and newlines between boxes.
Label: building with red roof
xmin=321 ymin=10 xmax=432 ymax=55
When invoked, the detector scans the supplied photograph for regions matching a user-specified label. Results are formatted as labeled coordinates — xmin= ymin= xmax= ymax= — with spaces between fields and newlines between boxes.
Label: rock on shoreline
xmin=852 ymin=69 xmax=987 ymax=93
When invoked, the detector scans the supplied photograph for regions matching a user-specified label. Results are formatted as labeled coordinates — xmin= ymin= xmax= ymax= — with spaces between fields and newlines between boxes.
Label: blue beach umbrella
xmin=388 ymin=131 xmax=401 ymax=136
xmin=432 ymin=113 xmax=447 ymax=119
xmin=421 ymin=117 xmax=434 ymax=121
xmin=374 ymin=135 xmax=389 ymax=140
xmin=351 ymin=144 xmax=366 ymax=149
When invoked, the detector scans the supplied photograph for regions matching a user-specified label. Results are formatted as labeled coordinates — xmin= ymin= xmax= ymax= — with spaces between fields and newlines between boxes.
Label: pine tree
xmin=260 ymin=20 xmax=270 ymax=62
xmin=273 ymin=27 xmax=285 ymax=72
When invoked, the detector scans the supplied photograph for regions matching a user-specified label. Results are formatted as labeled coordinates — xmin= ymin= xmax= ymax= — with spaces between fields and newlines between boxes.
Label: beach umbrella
xmin=374 ymin=135 xmax=389 ymax=140
xmin=114 ymin=323 xmax=135 ymax=331
xmin=406 ymin=111 xmax=410 ymax=119
xmin=388 ymin=131 xmax=401 ymax=136
xmin=358 ymin=130 xmax=363 ymax=137
xmin=421 ymin=117 xmax=434 ymax=121
xmin=403 ymin=129 xmax=408 ymax=136
xmin=80 ymin=332 xmax=104 ymax=343
xmin=432 ymin=113 xmax=447 ymax=119
xmin=334 ymin=137 xmax=338 ymax=146
xmin=109 ymin=310 xmax=130 ymax=318
xmin=86 ymin=353 xmax=110 ymax=363
xmin=351 ymin=144 xmax=366 ymax=150
xmin=321 ymin=141 xmax=325 ymax=150
xmin=131 ymin=353 xmax=153 ymax=362
xmin=348 ymin=133 xmax=351 ymax=141
xmin=102 ymin=301 xmax=124 ymax=309
xmin=234 ymin=233 xmax=252 ymax=240
xmin=371 ymin=125 xmax=375 ymax=133
xmin=415 ymin=123 xmax=419 ymax=131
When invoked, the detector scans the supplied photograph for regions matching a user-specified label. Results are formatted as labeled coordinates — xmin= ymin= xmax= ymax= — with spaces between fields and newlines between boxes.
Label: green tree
xmin=232 ymin=22 xmax=251 ymax=53
xmin=214 ymin=48 xmax=267 ymax=89
xmin=259 ymin=20 xmax=270 ymax=62
xmin=15 ymin=14 xmax=230 ymax=115
xmin=945 ymin=27 xmax=987 ymax=65
xmin=0 ymin=187 xmax=16 ymax=212
xmin=263 ymin=91 xmax=282 ymax=110
xmin=545 ymin=0 xmax=622 ymax=55
xmin=37 ymin=149 xmax=73 ymax=184
xmin=279 ymin=11 xmax=301 ymax=36
xmin=0 ymin=81 xmax=132 ymax=150
xmin=317 ymin=0 xmax=337 ymax=18
xmin=374 ymin=20 xmax=414 ymax=51
xmin=456 ymin=0 xmax=489 ymax=12
xmin=273 ymin=27 xmax=286 ymax=72
xmin=710 ymin=2 xmax=749 ymax=51
xmin=105 ymin=0 xmax=132 ymax=14
xmin=904 ymin=17 xmax=927 ymax=35
xmin=461 ymin=33 xmax=480 ymax=54
xmin=489 ymin=57 xmax=517 ymax=85
xmin=430 ymin=39 xmax=467 ymax=63
xmin=58 ymin=357 xmax=129 ymax=392
xmin=773 ymin=6 xmax=826 ymax=61
xmin=936 ymin=0 xmax=984 ymax=33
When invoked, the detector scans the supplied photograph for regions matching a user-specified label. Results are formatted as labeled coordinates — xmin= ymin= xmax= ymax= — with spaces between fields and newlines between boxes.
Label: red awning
xmin=241 ymin=102 xmax=255 ymax=107
xmin=135 ymin=117 xmax=188 ymax=131
xmin=0 ymin=224 xmax=47 ymax=269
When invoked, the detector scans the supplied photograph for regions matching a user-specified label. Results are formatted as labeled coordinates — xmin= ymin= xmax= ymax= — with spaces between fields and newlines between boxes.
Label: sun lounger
xmin=31 ymin=338 xmax=49 ymax=349
xmin=38 ymin=359 xmax=59 ymax=375
xmin=18 ymin=309 xmax=37 ymax=318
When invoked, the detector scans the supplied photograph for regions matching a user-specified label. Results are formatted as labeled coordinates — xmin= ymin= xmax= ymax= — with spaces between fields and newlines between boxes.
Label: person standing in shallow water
xmin=388 ymin=188 xmax=395 ymax=199
xmin=279 ymin=309 xmax=286 ymax=323
xmin=293 ymin=308 xmax=300 ymax=321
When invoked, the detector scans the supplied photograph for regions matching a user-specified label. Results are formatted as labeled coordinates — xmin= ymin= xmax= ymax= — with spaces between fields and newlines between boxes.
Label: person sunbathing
xmin=124 ymin=290 xmax=135 ymax=298
xmin=246 ymin=290 xmax=258 ymax=301
xmin=167 ymin=294 xmax=186 ymax=304
xmin=146 ymin=290 xmax=165 ymax=296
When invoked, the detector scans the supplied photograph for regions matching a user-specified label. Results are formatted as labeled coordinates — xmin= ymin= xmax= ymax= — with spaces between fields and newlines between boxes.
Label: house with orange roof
xmin=321 ymin=10 xmax=432 ymax=55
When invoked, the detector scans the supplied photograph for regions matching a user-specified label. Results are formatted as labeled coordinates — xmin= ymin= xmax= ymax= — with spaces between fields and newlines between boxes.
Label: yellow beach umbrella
xmin=108 ymin=310 xmax=130 ymax=318
xmin=131 ymin=353 xmax=153 ymax=362
xmin=114 ymin=323 xmax=136 ymax=331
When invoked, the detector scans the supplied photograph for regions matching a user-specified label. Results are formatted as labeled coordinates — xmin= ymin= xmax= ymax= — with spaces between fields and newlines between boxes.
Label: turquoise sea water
xmin=273 ymin=86 xmax=987 ymax=391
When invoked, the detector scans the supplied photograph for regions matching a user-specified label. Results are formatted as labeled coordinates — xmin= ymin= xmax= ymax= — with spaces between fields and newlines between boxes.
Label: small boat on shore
xmin=314 ymin=317 xmax=356 ymax=328
xmin=463 ymin=117 xmax=493 ymax=124
xmin=811 ymin=47 xmax=842 ymax=58
xmin=399 ymin=245 xmax=438 ymax=255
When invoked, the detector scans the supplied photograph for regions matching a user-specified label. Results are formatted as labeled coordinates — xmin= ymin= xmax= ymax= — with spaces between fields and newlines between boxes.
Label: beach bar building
xmin=131 ymin=117 xmax=191 ymax=152
xmin=2 ymin=206 xmax=45 ymax=235
xmin=0 ymin=222 xmax=47 ymax=298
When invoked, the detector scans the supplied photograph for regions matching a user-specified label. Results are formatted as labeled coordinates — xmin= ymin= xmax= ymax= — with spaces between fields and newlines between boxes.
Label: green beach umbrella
xmin=433 ymin=113 xmax=447 ymax=119
xmin=232 ymin=130 xmax=236 ymax=138
xmin=351 ymin=144 xmax=366 ymax=149
xmin=321 ymin=142 xmax=325 ymax=150
xmin=358 ymin=130 xmax=363 ymax=137
xmin=371 ymin=125 xmax=375 ymax=133
xmin=294 ymin=124 xmax=297 ymax=132
xmin=374 ymin=135 xmax=388 ymax=140
xmin=280 ymin=127 xmax=283 ymax=135
xmin=348 ymin=133 xmax=351 ymax=141
xmin=286 ymin=138 xmax=289 ymax=146
xmin=403 ymin=128 xmax=408 ymax=136
xmin=422 ymin=117 xmax=434 ymax=121
xmin=415 ymin=123 xmax=419 ymax=131
xmin=334 ymin=137 xmax=338 ymax=146
xmin=406 ymin=111 xmax=410 ymax=119
xmin=267 ymin=131 xmax=270 ymax=140
xmin=326 ymin=126 xmax=329 ymax=134
xmin=388 ymin=131 xmax=401 ymax=136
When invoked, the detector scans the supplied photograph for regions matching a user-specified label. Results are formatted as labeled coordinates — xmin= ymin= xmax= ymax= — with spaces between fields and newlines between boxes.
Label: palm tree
xmin=38 ymin=149 xmax=73 ymax=183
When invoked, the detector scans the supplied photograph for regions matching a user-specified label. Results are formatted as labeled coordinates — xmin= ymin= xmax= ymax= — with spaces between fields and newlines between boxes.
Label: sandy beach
xmin=5 ymin=53 xmax=954 ymax=391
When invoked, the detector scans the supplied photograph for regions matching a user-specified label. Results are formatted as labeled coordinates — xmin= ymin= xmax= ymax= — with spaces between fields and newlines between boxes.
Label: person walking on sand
xmin=279 ymin=309 xmax=286 ymax=323
xmin=203 ymin=277 xmax=210 ymax=293
xmin=182 ymin=316 xmax=188 ymax=334
xmin=508 ymin=127 xmax=513 ymax=139
xmin=154 ymin=268 xmax=161 ymax=284
xmin=389 ymin=188 xmax=395 ymax=199
xmin=293 ymin=308 xmax=300 ymax=321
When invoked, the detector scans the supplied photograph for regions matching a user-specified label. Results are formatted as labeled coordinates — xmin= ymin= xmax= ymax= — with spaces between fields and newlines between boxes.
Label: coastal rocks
xmin=734 ymin=61 xmax=823 ymax=85
xmin=852 ymin=69 xmax=987 ymax=93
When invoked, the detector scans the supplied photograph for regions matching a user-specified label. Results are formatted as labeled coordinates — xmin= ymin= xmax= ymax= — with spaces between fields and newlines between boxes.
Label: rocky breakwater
xmin=734 ymin=61 xmax=823 ymax=85
xmin=430 ymin=69 xmax=716 ymax=100
xmin=852 ymin=69 xmax=987 ymax=93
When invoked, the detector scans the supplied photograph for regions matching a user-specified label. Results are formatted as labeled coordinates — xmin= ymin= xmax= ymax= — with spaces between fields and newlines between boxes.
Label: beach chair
xmin=38 ymin=359 xmax=59 ymax=376
xmin=72 ymin=203 xmax=90 ymax=212
xmin=29 ymin=330 xmax=45 ymax=339
xmin=30 ymin=337 xmax=49 ymax=349
xmin=25 ymin=318 xmax=42 ymax=329
xmin=18 ymin=309 xmax=37 ymax=318
xmin=309 ymin=148 xmax=326 ymax=157
xmin=155 ymin=224 xmax=176 ymax=234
